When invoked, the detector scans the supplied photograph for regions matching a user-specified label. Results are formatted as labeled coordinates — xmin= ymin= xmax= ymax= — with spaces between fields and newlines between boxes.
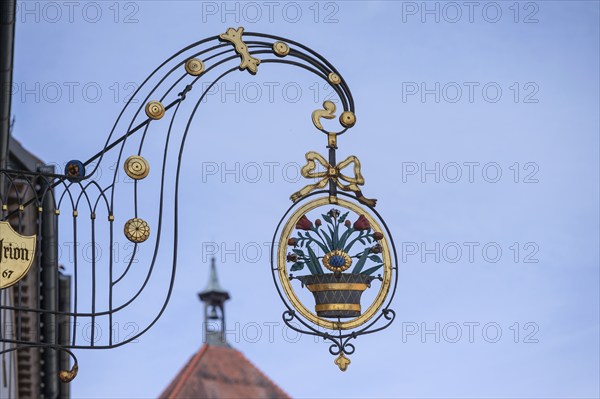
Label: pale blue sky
xmin=9 ymin=1 xmax=600 ymax=398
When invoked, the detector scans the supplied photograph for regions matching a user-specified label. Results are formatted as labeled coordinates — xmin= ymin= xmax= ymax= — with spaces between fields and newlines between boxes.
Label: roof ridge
xmin=168 ymin=344 xmax=209 ymax=398
xmin=160 ymin=344 xmax=290 ymax=398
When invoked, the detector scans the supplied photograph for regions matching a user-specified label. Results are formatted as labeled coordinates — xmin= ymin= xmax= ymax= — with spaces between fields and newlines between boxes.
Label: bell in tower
xmin=208 ymin=305 xmax=219 ymax=320
xmin=198 ymin=257 xmax=230 ymax=346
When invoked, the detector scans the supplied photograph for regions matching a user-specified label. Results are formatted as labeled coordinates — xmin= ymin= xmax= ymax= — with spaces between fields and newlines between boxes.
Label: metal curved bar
xmin=282 ymin=310 xmax=343 ymax=349
xmin=82 ymin=35 xmax=222 ymax=178
xmin=56 ymin=183 xmax=75 ymax=210
xmin=104 ymin=46 xmax=349 ymax=308
xmin=1 ymin=32 xmax=360 ymax=355
xmin=0 ymin=34 xmax=354 ymax=218
xmin=73 ymin=183 xmax=94 ymax=214
xmin=1 ymin=172 xmax=17 ymax=196
xmin=1 ymin=57 xmax=349 ymax=321
xmin=260 ymin=58 xmax=349 ymax=115
xmin=112 ymin=99 xmax=182 ymax=286
xmin=107 ymin=54 xmax=254 ymax=298
xmin=79 ymin=43 xmax=234 ymax=177
xmin=66 ymin=40 xmax=350 ymax=345
xmin=37 ymin=175 xmax=59 ymax=210
xmin=243 ymin=40 xmax=351 ymax=111
xmin=2 ymin=62 xmax=245 ymax=319
xmin=0 ymin=343 xmax=79 ymax=382
xmin=246 ymin=32 xmax=355 ymax=111
xmin=3 ymin=173 xmax=23 ymax=207
xmin=0 ymin=54 xmax=277 ymax=317
xmin=91 ymin=183 xmax=112 ymax=214
xmin=107 ymin=43 xmax=258 ymax=202
xmin=65 ymin=66 xmax=245 ymax=348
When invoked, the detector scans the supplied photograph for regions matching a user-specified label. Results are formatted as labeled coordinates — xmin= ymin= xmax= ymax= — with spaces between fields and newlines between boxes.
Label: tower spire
xmin=198 ymin=257 xmax=230 ymax=346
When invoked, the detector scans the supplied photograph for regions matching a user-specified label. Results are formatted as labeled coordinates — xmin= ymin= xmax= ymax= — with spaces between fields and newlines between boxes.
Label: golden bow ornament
xmin=290 ymin=151 xmax=377 ymax=207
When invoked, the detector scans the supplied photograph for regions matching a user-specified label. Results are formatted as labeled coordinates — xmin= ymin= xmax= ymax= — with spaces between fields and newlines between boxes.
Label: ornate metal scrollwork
xmin=1 ymin=26 xmax=391 ymax=379
xmin=219 ymin=27 xmax=261 ymax=74
xmin=289 ymin=151 xmax=377 ymax=207
xmin=271 ymin=98 xmax=397 ymax=370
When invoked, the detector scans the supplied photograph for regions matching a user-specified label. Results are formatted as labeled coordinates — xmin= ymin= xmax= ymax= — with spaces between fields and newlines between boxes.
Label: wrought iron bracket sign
xmin=0 ymin=27 xmax=397 ymax=379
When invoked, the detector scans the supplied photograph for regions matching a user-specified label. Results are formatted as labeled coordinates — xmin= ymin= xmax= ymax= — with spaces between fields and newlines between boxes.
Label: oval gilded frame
xmin=277 ymin=196 xmax=392 ymax=330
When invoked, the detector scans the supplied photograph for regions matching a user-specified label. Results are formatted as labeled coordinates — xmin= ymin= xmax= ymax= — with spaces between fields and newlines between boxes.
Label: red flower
xmin=315 ymin=219 xmax=322 ymax=227
xmin=287 ymin=252 xmax=298 ymax=262
xmin=296 ymin=215 xmax=313 ymax=230
xmin=344 ymin=220 xmax=351 ymax=228
xmin=373 ymin=232 xmax=384 ymax=241
xmin=288 ymin=238 xmax=298 ymax=247
xmin=371 ymin=244 xmax=382 ymax=254
xmin=353 ymin=215 xmax=370 ymax=230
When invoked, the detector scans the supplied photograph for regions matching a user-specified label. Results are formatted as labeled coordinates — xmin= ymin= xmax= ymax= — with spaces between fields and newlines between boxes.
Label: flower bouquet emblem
xmin=271 ymin=101 xmax=398 ymax=371
xmin=286 ymin=209 xmax=386 ymax=318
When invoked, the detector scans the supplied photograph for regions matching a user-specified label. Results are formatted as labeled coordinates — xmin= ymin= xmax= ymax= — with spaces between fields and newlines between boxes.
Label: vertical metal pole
xmin=58 ymin=273 xmax=71 ymax=399
xmin=40 ymin=165 xmax=58 ymax=398
xmin=328 ymin=146 xmax=337 ymax=197
xmin=0 ymin=0 xmax=16 ymax=394
xmin=0 ymin=0 xmax=16 ymax=173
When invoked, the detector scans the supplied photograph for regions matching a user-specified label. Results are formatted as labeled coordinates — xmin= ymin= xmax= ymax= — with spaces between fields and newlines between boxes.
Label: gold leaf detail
xmin=124 ymin=155 xmax=150 ymax=180
xmin=124 ymin=218 xmax=150 ymax=243
xmin=334 ymin=354 xmax=351 ymax=371
xmin=145 ymin=101 xmax=165 ymax=120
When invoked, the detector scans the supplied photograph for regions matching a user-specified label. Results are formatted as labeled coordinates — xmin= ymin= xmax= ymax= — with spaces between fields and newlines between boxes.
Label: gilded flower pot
xmin=297 ymin=273 xmax=375 ymax=318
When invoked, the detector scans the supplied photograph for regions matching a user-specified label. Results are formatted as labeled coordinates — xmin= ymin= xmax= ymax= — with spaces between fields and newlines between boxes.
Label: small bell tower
xmin=198 ymin=257 xmax=230 ymax=346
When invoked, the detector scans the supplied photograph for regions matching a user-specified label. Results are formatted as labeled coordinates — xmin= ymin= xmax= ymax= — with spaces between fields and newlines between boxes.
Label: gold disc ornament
xmin=339 ymin=111 xmax=356 ymax=128
xmin=124 ymin=218 xmax=150 ymax=243
xmin=145 ymin=100 xmax=165 ymax=120
xmin=185 ymin=58 xmax=205 ymax=76
xmin=273 ymin=41 xmax=290 ymax=57
xmin=328 ymin=72 xmax=341 ymax=85
xmin=124 ymin=156 xmax=150 ymax=180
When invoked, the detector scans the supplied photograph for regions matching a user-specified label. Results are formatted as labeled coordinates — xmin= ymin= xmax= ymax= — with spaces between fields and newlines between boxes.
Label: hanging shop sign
xmin=271 ymin=101 xmax=398 ymax=371
xmin=0 ymin=221 xmax=36 ymax=289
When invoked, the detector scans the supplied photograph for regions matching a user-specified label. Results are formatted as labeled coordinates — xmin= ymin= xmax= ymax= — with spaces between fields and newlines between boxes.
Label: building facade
xmin=0 ymin=137 xmax=72 ymax=399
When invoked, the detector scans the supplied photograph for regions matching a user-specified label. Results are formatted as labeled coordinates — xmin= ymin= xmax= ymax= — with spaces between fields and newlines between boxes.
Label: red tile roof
xmin=159 ymin=345 xmax=290 ymax=399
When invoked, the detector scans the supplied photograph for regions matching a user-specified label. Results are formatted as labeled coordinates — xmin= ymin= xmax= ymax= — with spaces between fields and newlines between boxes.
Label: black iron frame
xmin=0 ymin=30 xmax=394 ymax=372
